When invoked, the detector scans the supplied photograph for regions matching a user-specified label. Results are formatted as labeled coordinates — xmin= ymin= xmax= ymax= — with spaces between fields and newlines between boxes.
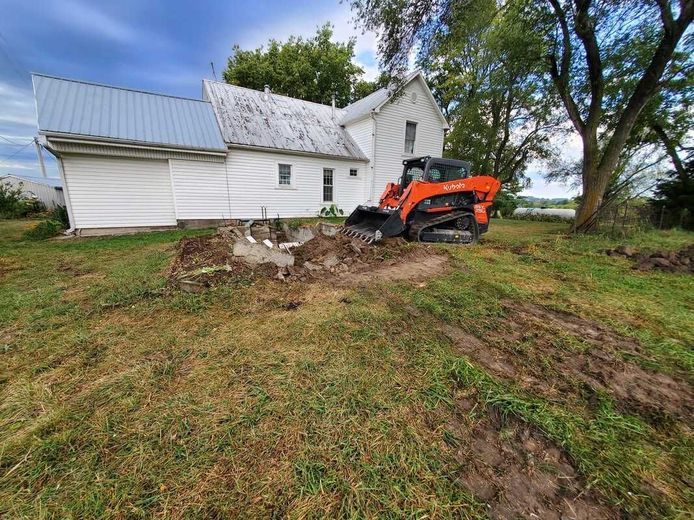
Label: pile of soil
xmin=169 ymin=229 xmax=448 ymax=288
xmin=605 ymin=244 xmax=694 ymax=273
xmin=168 ymin=234 xmax=274 ymax=288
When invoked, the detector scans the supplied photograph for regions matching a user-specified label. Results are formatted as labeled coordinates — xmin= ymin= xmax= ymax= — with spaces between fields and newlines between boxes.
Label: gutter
xmin=41 ymin=133 xmax=228 ymax=156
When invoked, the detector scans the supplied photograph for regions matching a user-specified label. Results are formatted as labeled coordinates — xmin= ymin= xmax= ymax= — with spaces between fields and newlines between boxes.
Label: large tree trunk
xmin=573 ymin=136 xmax=606 ymax=231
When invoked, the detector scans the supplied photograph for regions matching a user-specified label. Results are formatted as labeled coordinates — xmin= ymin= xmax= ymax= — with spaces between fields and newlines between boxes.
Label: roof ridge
xmin=32 ymin=73 xmax=212 ymax=104
xmin=203 ymin=79 xmax=346 ymax=111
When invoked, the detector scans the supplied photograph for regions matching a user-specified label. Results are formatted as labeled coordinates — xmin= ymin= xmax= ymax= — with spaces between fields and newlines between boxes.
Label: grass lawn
xmin=1 ymin=218 xmax=692 ymax=518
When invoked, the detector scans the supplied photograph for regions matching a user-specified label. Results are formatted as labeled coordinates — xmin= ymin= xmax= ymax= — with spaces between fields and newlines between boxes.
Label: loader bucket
xmin=342 ymin=205 xmax=406 ymax=243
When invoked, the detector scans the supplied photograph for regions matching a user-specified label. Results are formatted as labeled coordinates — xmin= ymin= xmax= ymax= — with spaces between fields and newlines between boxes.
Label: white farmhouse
xmin=33 ymin=72 xmax=448 ymax=235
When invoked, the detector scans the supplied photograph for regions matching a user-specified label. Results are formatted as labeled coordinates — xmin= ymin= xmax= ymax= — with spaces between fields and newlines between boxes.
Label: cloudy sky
xmin=0 ymin=0 xmax=575 ymax=198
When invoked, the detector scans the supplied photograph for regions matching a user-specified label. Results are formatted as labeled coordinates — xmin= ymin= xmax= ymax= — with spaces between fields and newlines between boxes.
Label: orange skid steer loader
xmin=342 ymin=156 xmax=501 ymax=244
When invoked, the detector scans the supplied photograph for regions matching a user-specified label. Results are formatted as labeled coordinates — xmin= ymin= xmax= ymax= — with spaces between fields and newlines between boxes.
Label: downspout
xmin=56 ymin=156 xmax=76 ymax=234
xmin=369 ymin=111 xmax=377 ymax=202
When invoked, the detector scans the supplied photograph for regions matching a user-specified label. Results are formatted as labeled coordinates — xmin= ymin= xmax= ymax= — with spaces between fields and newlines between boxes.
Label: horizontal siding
xmin=225 ymin=149 xmax=367 ymax=219
xmin=62 ymin=155 xmax=176 ymax=228
xmin=345 ymin=118 xmax=374 ymax=202
xmin=372 ymin=78 xmax=444 ymax=201
xmin=170 ymin=159 xmax=232 ymax=220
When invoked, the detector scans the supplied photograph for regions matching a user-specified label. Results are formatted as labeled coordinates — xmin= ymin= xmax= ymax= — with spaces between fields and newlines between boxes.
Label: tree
xmin=420 ymin=0 xmax=561 ymax=184
xmin=348 ymin=0 xmax=694 ymax=232
xmin=223 ymin=24 xmax=377 ymax=106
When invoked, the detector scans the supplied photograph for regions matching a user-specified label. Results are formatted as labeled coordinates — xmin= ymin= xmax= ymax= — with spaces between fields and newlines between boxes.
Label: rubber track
xmin=408 ymin=210 xmax=477 ymax=243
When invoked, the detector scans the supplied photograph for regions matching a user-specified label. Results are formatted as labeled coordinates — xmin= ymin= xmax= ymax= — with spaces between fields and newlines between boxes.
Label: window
xmin=404 ymin=121 xmax=417 ymax=154
xmin=278 ymin=163 xmax=292 ymax=186
xmin=428 ymin=163 xmax=469 ymax=183
xmin=323 ymin=168 xmax=334 ymax=202
xmin=349 ymin=168 xmax=358 ymax=177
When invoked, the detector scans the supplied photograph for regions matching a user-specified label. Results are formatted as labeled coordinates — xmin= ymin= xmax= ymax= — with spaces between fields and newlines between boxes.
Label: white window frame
xmin=404 ymin=120 xmax=417 ymax=155
xmin=276 ymin=162 xmax=294 ymax=189
xmin=322 ymin=168 xmax=335 ymax=203
xmin=349 ymin=167 xmax=359 ymax=178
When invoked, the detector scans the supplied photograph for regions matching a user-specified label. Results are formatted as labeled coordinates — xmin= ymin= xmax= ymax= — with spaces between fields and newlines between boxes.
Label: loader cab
xmin=400 ymin=157 xmax=472 ymax=194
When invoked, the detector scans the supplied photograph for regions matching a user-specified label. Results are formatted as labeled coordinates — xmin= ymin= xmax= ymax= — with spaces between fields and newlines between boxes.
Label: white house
xmin=33 ymin=72 xmax=448 ymax=235
xmin=0 ymin=174 xmax=65 ymax=208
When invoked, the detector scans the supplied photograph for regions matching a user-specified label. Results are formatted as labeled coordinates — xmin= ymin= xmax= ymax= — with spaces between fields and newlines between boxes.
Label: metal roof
xmin=32 ymin=74 xmax=226 ymax=151
xmin=339 ymin=72 xmax=449 ymax=129
xmin=339 ymin=87 xmax=391 ymax=126
xmin=203 ymin=80 xmax=368 ymax=160
xmin=0 ymin=174 xmax=63 ymax=188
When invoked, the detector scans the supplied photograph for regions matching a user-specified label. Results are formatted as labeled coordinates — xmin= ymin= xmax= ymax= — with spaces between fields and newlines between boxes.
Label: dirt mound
xmin=605 ymin=244 xmax=694 ymax=273
xmin=438 ymin=302 xmax=694 ymax=422
xmin=169 ymin=229 xmax=447 ymax=288
xmin=169 ymin=234 xmax=274 ymax=287
xmin=449 ymin=397 xmax=617 ymax=519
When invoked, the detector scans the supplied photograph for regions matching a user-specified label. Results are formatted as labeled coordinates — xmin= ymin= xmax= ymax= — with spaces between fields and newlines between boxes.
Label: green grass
xmin=0 ymin=218 xmax=692 ymax=518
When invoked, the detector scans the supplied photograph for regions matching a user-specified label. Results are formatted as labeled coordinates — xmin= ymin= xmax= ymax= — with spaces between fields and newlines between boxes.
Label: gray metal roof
xmin=339 ymin=71 xmax=449 ymax=129
xmin=32 ymin=74 xmax=226 ymax=151
xmin=1 ymin=174 xmax=63 ymax=188
xmin=339 ymin=87 xmax=391 ymax=126
xmin=203 ymin=80 xmax=368 ymax=160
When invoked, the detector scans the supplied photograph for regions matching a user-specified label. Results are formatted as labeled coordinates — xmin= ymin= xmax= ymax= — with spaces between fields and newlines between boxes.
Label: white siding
xmin=225 ymin=148 xmax=367 ymax=218
xmin=344 ymin=117 xmax=374 ymax=201
xmin=0 ymin=176 xmax=65 ymax=208
xmin=169 ymin=159 xmax=231 ymax=220
xmin=61 ymin=155 xmax=176 ymax=229
xmin=371 ymin=78 xmax=445 ymax=201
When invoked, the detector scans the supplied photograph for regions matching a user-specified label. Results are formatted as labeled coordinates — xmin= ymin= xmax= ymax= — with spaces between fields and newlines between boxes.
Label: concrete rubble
xmin=170 ymin=220 xmax=422 ymax=289
xmin=605 ymin=244 xmax=694 ymax=273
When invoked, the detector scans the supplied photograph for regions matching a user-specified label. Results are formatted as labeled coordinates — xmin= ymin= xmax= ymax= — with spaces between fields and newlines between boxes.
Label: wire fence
xmin=591 ymin=201 xmax=692 ymax=236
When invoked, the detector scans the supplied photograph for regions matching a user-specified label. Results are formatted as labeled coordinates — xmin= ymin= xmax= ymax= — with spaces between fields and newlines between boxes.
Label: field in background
xmin=1 ymin=218 xmax=692 ymax=518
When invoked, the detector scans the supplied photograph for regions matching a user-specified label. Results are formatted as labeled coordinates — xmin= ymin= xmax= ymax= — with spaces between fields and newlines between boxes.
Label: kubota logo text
xmin=443 ymin=182 xmax=466 ymax=191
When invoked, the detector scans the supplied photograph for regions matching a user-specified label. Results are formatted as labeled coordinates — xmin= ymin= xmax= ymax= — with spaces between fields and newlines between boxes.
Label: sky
xmin=0 ymin=0 xmax=576 ymax=198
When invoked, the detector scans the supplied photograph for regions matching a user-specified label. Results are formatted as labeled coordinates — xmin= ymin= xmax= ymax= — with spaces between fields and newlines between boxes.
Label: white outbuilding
xmin=0 ymin=174 xmax=65 ymax=208
xmin=33 ymin=72 xmax=449 ymax=235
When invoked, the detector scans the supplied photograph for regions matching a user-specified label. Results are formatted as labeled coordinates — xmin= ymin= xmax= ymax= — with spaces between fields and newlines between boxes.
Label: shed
xmin=0 ymin=174 xmax=65 ymax=208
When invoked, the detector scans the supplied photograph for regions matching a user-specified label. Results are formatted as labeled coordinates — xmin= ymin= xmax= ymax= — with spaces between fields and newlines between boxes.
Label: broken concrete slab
xmin=319 ymin=222 xmax=340 ymax=237
xmin=283 ymin=224 xmax=315 ymax=243
xmin=178 ymin=279 xmax=208 ymax=293
xmin=233 ymin=239 xmax=294 ymax=267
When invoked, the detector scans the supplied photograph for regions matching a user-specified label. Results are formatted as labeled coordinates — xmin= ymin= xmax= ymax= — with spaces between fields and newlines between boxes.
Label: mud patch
xmin=438 ymin=302 xmax=693 ymax=422
xmin=449 ymin=396 xmax=617 ymax=519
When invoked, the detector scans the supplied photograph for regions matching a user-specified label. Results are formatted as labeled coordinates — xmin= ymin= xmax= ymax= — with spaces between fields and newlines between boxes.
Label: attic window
xmin=278 ymin=163 xmax=292 ymax=186
xmin=404 ymin=121 xmax=417 ymax=154
xmin=349 ymin=168 xmax=358 ymax=177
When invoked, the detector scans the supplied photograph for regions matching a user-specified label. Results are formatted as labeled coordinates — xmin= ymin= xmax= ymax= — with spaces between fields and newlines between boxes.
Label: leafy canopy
xmin=223 ymin=24 xmax=379 ymax=106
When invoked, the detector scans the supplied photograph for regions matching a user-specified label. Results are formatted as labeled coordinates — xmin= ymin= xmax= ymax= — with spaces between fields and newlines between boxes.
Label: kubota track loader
xmin=342 ymin=156 xmax=500 ymax=244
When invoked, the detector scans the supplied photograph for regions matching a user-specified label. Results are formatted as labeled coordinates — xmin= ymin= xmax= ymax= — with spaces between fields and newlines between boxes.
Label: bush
xmin=0 ymin=181 xmax=25 ymax=218
xmin=49 ymin=205 xmax=70 ymax=228
xmin=23 ymin=220 xmax=65 ymax=240
xmin=319 ymin=204 xmax=344 ymax=218
xmin=0 ymin=181 xmax=47 ymax=218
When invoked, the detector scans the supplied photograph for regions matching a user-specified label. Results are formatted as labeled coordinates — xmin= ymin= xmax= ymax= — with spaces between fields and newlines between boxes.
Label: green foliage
xmin=422 ymin=0 xmax=560 ymax=185
xmin=223 ymin=23 xmax=378 ymax=106
xmin=492 ymin=188 xmax=521 ymax=217
xmin=319 ymin=204 xmax=344 ymax=218
xmin=651 ymin=161 xmax=694 ymax=230
xmin=23 ymin=219 xmax=65 ymax=240
xmin=49 ymin=205 xmax=70 ymax=228
xmin=0 ymin=181 xmax=27 ymax=218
